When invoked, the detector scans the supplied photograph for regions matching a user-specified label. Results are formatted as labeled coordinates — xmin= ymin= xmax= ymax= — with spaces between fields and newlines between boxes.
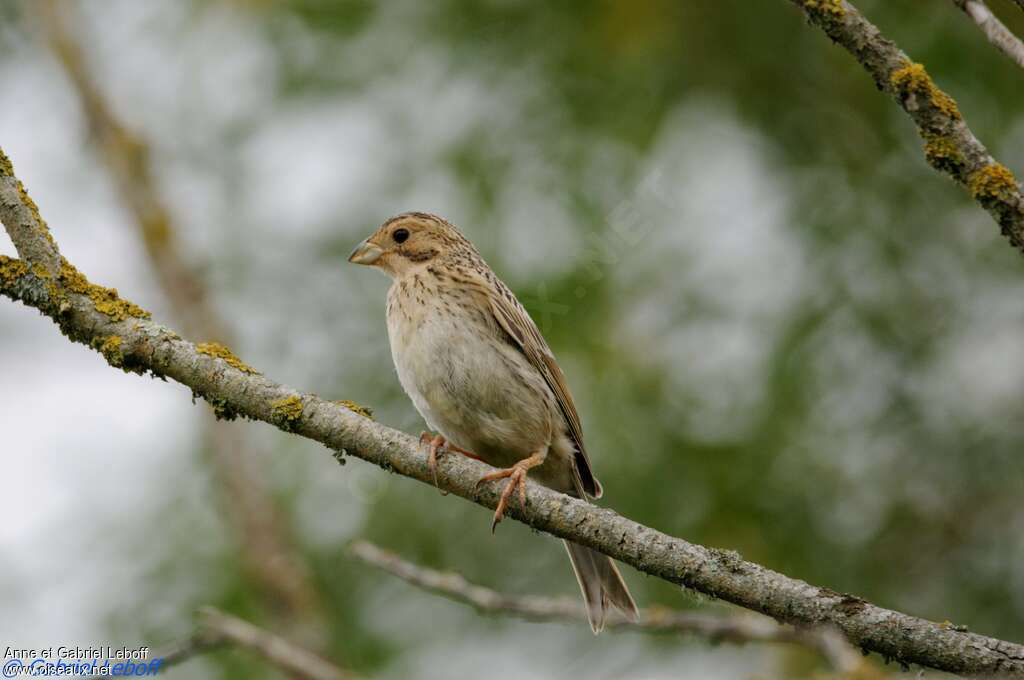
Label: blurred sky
xmin=2 ymin=1 xmax=1023 ymax=678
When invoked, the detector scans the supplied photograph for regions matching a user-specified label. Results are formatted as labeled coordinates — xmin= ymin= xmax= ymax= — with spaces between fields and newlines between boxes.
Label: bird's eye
xmin=392 ymin=228 xmax=410 ymax=244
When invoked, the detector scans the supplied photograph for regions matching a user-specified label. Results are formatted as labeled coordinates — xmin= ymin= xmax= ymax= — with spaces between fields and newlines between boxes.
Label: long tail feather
xmin=563 ymin=540 xmax=638 ymax=633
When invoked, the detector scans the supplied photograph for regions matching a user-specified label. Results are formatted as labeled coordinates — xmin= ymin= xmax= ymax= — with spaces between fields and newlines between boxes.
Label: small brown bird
xmin=348 ymin=212 xmax=638 ymax=632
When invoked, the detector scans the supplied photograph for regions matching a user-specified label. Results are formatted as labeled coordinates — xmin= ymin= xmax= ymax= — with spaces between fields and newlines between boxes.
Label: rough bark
xmin=788 ymin=0 xmax=1024 ymax=257
xmin=2 ymin=151 xmax=1022 ymax=677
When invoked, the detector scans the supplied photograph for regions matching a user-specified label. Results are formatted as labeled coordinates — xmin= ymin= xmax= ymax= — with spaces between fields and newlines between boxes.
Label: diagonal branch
xmin=1 ymin=152 xmax=1022 ymax=676
xmin=32 ymin=0 xmax=328 ymax=639
xmin=0 ymin=160 xmax=62 ymax=277
xmin=952 ymin=0 xmax=1024 ymax=70
xmin=348 ymin=540 xmax=872 ymax=675
xmin=103 ymin=607 xmax=352 ymax=680
xmin=788 ymin=0 xmax=1024 ymax=256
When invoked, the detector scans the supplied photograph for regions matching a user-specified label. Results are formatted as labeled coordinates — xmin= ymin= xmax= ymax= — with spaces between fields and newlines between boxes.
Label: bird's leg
xmin=474 ymin=450 xmax=546 ymax=532
xmin=419 ymin=432 xmax=483 ymax=494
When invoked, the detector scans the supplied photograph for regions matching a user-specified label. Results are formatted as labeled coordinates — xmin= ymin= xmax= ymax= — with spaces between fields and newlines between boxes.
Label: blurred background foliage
xmin=1 ymin=1 xmax=1023 ymax=678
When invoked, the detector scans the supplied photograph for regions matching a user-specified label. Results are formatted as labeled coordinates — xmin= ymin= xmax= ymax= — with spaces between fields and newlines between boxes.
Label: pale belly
xmin=386 ymin=289 xmax=576 ymax=491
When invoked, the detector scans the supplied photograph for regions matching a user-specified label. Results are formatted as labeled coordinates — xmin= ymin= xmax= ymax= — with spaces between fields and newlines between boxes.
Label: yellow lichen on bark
xmin=890 ymin=62 xmax=961 ymax=120
xmin=196 ymin=342 xmax=258 ymax=374
xmin=969 ymin=163 xmax=1019 ymax=201
xmin=271 ymin=395 xmax=304 ymax=429
xmin=333 ymin=399 xmax=374 ymax=419
xmin=0 ymin=256 xmax=29 ymax=289
xmin=922 ymin=132 xmax=964 ymax=174
xmin=0 ymin=148 xmax=13 ymax=177
xmin=0 ymin=148 xmax=59 ymax=251
xmin=803 ymin=0 xmax=845 ymax=22
xmin=59 ymin=260 xmax=150 ymax=321
xmin=95 ymin=335 xmax=124 ymax=367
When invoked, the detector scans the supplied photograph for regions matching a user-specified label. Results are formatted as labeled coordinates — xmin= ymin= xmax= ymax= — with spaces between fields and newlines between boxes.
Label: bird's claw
xmin=476 ymin=464 xmax=531 ymax=533
xmin=420 ymin=432 xmax=450 ymax=495
xmin=421 ymin=434 xmax=484 ymax=495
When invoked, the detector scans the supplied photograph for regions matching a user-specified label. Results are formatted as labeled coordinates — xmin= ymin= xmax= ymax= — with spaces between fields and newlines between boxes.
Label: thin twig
xmin=1 ymin=154 xmax=1022 ymax=675
xmin=789 ymin=0 xmax=1024 ymax=257
xmin=953 ymin=0 xmax=1024 ymax=69
xmin=32 ymin=0 xmax=328 ymax=640
xmin=198 ymin=608 xmax=351 ymax=680
xmin=145 ymin=633 xmax=224 ymax=671
xmin=348 ymin=540 xmax=871 ymax=675
xmin=98 ymin=608 xmax=351 ymax=680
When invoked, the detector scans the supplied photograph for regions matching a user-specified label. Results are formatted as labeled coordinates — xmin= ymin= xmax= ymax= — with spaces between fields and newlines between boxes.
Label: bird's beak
xmin=348 ymin=239 xmax=384 ymax=265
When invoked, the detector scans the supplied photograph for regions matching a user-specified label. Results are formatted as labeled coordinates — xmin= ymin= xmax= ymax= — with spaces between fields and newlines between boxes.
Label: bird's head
xmin=348 ymin=212 xmax=473 ymax=278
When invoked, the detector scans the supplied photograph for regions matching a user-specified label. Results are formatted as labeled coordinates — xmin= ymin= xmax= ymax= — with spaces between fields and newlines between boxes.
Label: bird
xmin=348 ymin=211 xmax=638 ymax=632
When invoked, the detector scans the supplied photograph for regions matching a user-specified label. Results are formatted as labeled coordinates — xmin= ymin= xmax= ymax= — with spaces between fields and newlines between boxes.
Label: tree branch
xmin=32 ymin=0 xmax=329 ymax=639
xmin=952 ymin=0 xmax=1024 ymax=70
xmin=0 ymin=163 xmax=62 ymax=278
xmin=348 ymin=540 xmax=873 ymax=675
xmin=788 ymin=0 xmax=1024 ymax=256
xmin=1 ymin=152 xmax=1022 ymax=676
xmin=104 ymin=607 xmax=351 ymax=680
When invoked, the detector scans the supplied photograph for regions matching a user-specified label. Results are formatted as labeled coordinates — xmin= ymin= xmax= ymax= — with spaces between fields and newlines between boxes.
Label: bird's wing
xmin=478 ymin=276 xmax=602 ymax=498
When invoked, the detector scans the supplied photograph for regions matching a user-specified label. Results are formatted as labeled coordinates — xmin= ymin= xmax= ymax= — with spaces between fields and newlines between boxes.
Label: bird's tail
xmin=563 ymin=540 xmax=638 ymax=633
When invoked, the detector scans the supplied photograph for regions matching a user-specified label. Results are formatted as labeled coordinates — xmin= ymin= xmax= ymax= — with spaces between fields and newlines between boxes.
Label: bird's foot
xmin=419 ymin=432 xmax=482 ymax=495
xmin=474 ymin=451 xmax=545 ymax=532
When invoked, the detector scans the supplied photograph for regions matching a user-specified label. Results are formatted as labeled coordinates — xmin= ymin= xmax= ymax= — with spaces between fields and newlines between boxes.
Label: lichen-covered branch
xmin=0 ymin=159 xmax=61 ymax=278
xmin=33 ymin=0 xmax=328 ymax=639
xmin=788 ymin=0 xmax=1024 ymax=256
xmin=108 ymin=607 xmax=351 ymax=680
xmin=348 ymin=540 xmax=873 ymax=676
xmin=953 ymin=0 xmax=1024 ymax=70
xmin=2 ymin=154 xmax=1023 ymax=676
